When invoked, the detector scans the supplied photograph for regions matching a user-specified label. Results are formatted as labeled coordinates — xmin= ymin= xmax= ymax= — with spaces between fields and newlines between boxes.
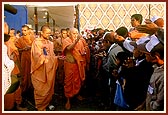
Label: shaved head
xmin=40 ymin=25 xmax=50 ymax=32
xmin=40 ymin=25 xmax=51 ymax=40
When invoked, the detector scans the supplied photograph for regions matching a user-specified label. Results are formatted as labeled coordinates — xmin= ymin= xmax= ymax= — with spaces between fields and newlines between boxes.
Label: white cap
xmin=102 ymin=32 xmax=111 ymax=39
xmin=150 ymin=15 xmax=161 ymax=22
xmin=25 ymin=24 xmax=32 ymax=29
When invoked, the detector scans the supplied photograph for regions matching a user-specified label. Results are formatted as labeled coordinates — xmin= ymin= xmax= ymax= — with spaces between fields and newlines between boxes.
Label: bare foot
xmin=65 ymin=98 xmax=70 ymax=110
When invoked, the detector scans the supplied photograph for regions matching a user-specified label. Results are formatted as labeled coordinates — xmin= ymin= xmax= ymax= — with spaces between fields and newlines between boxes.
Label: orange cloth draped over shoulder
xmin=31 ymin=38 xmax=58 ymax=111
xmin=62 ymin=37 xmax=88 ymax=98
xmin=15 ymin=36 xmax=34 ymax=93
xmin=4 ymin=39 xmax=22 ymax=110
xmin=7 ymin=37 xmax=21 ymax=75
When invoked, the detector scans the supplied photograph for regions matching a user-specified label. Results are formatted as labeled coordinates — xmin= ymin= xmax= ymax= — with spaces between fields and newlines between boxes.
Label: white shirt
xmin=3 ymin=44 xmax=14 ymax=95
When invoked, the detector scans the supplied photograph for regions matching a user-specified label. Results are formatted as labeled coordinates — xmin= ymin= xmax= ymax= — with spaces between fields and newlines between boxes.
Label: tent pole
xmin=75 ymin=4 xmax=80 ymax=32
xmin=46 ymin=11 xmax=49 ymax=26
xmin=34 ymin=7 xmax=38 ymax=35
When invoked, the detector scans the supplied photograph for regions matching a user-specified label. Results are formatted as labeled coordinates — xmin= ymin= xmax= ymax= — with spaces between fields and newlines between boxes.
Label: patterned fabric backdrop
xmin=79 ymin=3 xmax=165 ymax=31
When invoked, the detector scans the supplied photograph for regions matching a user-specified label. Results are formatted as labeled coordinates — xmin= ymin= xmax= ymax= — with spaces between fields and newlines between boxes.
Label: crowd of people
xmin=3 ymin=13 xmax=164 ymax=111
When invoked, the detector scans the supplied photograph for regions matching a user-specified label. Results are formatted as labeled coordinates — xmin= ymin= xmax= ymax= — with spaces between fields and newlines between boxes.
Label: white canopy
xmin=26 ymin=3 xmax=77 ymax=30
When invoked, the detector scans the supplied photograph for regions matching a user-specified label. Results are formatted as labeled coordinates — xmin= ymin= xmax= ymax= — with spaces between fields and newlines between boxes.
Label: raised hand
xmin=136 ymin=21 xmax=158 ymax=35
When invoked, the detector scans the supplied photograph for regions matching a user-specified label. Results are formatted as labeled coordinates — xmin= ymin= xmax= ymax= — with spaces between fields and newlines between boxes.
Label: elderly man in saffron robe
xmin=31 ymin=25 xmax=58 ymax=111
xmin=62 ymin=28 xmax=89 ymax=110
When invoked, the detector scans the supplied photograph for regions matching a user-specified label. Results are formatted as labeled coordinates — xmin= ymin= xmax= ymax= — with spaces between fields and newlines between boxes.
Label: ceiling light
xmin=45 ymin=12 xmax=48 ymax=15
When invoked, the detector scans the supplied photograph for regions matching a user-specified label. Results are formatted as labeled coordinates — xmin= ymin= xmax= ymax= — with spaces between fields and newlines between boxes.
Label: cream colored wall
xmin=79 ymin=3 xmax=165 ymax=31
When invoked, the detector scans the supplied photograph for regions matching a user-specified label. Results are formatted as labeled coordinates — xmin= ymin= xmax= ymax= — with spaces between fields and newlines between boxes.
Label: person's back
xmin=3 ymin=33 xmax=14 ymax=95
xmin=99 ymin=32 xmax=124 ymax=110
xmin=4 ymin=34 xmax=28 ymax=111
xmin=122 ymin=42 xmax=154 ymax=110
xmin=103 ymin=32 xmax=124 ymax=72
xmin=123 ymin=59 xmax=153 ymax=110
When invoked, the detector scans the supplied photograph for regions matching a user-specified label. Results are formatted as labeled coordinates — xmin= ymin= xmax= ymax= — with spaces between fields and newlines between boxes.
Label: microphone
xmin=43 ymin=48 xmax=47 ymax=55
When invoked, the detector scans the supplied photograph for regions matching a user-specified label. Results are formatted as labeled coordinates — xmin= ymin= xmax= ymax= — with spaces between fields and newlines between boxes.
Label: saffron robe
xmin=15 ymin=36 xmax=34 ymax=93
xmin=31 ymin=37 xmax=58 ymax=111
xmin=62 ymin=37 xmax=88 ymax=98
xmin=4 ymin=41 xmax=22 ymax=110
